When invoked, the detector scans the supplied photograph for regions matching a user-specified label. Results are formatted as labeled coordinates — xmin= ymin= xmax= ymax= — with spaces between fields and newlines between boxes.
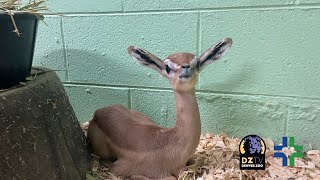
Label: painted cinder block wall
xmin=33 ymin=0 xmax=320 ymax=149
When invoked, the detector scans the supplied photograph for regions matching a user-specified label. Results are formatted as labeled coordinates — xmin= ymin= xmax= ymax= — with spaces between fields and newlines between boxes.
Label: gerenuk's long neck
xmin=173 ymin=89 xmax=201 ymax=149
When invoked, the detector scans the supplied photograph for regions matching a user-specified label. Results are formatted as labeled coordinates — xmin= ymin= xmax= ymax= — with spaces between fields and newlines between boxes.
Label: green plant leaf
xmin=26 ymin=76 xmax=34 ymax=81
xmin=86 ymin=171 xmax=98 ymax=180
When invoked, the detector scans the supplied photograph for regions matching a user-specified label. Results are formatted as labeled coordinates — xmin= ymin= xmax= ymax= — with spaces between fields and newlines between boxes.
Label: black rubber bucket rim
xmin=0 ymin=11 xmax=44 ymax=20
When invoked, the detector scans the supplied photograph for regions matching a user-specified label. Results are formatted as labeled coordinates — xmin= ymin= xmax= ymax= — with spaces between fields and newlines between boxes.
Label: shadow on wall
xmin=65 ymin=48 xmax=122 ymax=83
xmin=62 ymin=48 xmax=169 ymax=88
xmin=41 ymin=49 xmax=132 ymax=122
xmin=38 ymin=48 xmax=113 ymax=79
xmin=33 ymin=48 xmax=66 ymax=80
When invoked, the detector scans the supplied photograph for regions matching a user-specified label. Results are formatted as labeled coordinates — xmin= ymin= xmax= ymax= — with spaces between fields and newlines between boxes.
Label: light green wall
xmin=33 ymin=0 xmax=320 ymax=149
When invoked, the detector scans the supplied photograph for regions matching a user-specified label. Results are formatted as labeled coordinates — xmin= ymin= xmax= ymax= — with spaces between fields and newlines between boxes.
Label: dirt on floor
xmin=81 ymin=122 xmax=320 ymax=180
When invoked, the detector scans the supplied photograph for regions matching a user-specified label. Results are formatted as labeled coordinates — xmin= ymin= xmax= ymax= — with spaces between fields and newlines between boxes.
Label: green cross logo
xmin=274 ymin=137 xmax=303 ymax=167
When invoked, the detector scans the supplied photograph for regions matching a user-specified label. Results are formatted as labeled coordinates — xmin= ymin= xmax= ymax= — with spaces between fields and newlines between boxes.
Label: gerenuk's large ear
xmin=197 ymin=38 xmax=232 ymax=71
xmin=128 ymin=46 xmax=167 ymax=76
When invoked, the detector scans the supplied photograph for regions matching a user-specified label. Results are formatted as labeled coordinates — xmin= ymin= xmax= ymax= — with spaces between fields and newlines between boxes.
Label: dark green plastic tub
xmin=0 ymin=12 xmax=44 ymax=89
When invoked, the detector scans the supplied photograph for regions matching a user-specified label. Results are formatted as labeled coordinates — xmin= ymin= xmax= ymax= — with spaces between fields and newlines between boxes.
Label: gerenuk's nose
xmin=182 ymin=64 xmax=190 ymax=68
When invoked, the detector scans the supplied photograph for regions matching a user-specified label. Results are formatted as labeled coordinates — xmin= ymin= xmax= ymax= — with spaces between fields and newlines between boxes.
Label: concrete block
xmin=200 ymin=9 xmax=320 ymax=98
xmin=197 ymin=92 xmax=287 ymax=142
xmin=286 ymin=99 xmax=320 ymax=150
xmin=64 ymin=85 xmax=129 ymax=122
xmin=131 ymin=89 xmax=176 ymax=127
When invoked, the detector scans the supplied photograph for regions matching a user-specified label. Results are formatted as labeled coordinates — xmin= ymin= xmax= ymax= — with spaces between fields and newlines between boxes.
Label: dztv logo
xmin=239 ymin=135 xmax=266 ymax=170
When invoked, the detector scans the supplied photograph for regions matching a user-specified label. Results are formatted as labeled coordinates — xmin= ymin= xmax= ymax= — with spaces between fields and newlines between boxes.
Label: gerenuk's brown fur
xmin=87 ymin=38 xmax=232 ymax=179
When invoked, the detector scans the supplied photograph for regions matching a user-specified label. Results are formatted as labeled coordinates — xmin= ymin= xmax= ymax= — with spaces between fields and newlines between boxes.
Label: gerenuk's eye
xmin=165 ymin=65 xmax=171 ymax=74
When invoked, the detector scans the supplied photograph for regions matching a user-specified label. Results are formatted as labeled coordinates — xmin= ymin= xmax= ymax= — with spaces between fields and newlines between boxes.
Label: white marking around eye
xmin=191 ymin=57 xmax=198 ymax=67
xmin=164 ymin=59 xmax=178 ymax=70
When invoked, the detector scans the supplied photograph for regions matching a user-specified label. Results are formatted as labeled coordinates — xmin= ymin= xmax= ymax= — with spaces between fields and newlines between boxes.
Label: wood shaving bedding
xmin=81 ymin=122 xmax=320 ymax=180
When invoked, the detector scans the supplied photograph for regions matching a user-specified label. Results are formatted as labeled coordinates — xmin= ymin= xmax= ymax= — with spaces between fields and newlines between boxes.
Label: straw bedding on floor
xmin=81 ymin=122 xmax=320 ymax=180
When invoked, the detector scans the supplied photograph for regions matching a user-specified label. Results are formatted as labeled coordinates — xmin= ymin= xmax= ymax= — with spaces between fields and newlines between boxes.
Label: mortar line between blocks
xmin=51 ymin=4 xmax=320 ymax=16
xmin=196 ymin=11 xmax=202 ymax=89
xmin=120 ymin=0 xmax=124 ymax=12
xmin=62 ymin=82 xmax=320 ymax=101
xmin=196 ymin=12 xmax=201 ymax=57
xmin=60 ymin=18 xmax=69 ymax=81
